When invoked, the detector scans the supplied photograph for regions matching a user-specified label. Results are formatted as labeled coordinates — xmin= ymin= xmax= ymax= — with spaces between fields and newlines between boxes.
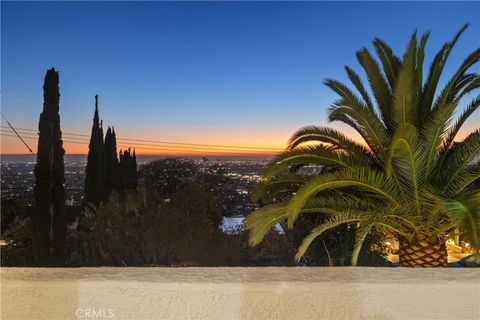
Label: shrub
xmin=138 ymin=158 xmax=239 ymax=215
xmin=83 ymin=186 xmax=243 ymax=266
xmin=1 ymin=217 xmax=34 ymax=266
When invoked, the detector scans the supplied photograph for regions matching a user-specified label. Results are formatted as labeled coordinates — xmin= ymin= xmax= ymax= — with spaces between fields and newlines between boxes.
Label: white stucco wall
xmin=1 ymin=267 xmax=479 ymax=320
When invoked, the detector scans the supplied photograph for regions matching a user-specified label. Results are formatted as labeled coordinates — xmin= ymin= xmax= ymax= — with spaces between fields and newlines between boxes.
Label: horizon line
xmin=0 ymin=152 xmax=276 ymax=158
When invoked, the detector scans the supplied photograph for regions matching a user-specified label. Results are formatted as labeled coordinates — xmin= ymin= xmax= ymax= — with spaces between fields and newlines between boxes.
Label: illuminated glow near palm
xmin=1 ymin=2 xmax=479 ymax=156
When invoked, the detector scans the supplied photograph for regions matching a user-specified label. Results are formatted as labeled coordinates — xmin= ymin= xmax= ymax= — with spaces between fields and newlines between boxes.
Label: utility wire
xmin=1 ymin=128 xmax=278 ymax=153
xmin=0 ymin=114 xmax=33 ymax=153
xmin=0 ymin=125 xmax=282 ymax=151
xmin=1 ymin=132 xmax=278 ymax=155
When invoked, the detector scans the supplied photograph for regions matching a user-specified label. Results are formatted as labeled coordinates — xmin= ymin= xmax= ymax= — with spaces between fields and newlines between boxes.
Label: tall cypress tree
xmin=84 ymin=95 xmax=104 ymax=206
xmin=103 ymin=126 xmax=119 ymax=200
xmin=33 ymin=68 xmax=67 ymax=266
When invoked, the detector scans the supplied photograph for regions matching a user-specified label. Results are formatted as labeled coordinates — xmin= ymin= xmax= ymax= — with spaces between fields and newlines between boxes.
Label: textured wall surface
xmin=1 ymin=267 xmax=479 ymax=320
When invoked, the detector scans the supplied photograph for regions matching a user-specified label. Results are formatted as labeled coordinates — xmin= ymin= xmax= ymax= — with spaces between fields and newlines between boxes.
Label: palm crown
xmin=246 ymin=25 xmax=480 ymax=267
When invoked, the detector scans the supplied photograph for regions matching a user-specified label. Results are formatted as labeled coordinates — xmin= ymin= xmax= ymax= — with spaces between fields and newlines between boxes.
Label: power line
xmin=0 ymin=128 xmax=278 ymax=153
xmin=1 ymin=132 xmax=279 ymax=155
xmin=0 ymin=132 xmax=278 ymax=154
xmin=0 ymin=114 xmax=33 ymax=153
xmin=0 ymin=125 xmax=282 ymax=152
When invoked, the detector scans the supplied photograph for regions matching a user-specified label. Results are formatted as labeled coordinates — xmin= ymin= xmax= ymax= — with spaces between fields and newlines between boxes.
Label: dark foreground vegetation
xmin=1 ymin=158 xmax=389 ymax=267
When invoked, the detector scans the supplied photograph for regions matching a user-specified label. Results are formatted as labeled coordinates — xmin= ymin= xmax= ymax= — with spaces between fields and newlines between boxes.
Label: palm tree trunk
xmin=399 ymin=237 xmax=447 ymax=268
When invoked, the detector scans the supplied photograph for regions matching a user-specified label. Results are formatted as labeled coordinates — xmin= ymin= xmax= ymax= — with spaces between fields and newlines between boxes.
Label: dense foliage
xmin=78 ymin=186 xmax=243 ymax=266
xmin=0 ymin=198 xmax=25 ymax=234
xmin=138 ymin=158 xmax=239 ymax=215
xmin=1 ymin=217 xmax=34 ymax=266
xmin=33 ymin=68 xmax=67 ymax=266
xmin=247 ymin=26 xmax=480 ymax=267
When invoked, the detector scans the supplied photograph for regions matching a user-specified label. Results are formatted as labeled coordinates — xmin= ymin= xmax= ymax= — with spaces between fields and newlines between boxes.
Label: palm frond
xmin=421 ymin=97 xmax=462 ymax=178
xmin=458 ymin=75 xmax=480 ymax=97
xmin=304 ymin=192 xmax=386 ymax=213
xmin=381 ymin=213 xmax=418 ymax=238
xmin=252 ymin=173 xmax=308 ymax=202
xmin=393 ymin=31 xmax=418 ymax=127
xmin=356 ymin=48 xmax=394 ymax=130
xmin=265 ymin=145 xmax=362 ymax=179
xmin=345 ymin=66 xmax=374 ymax=110
xmin=287 ymin=168 xmax=400 ymax=227
xmin=327 ymin=111 xmax=380 ymax=154
xmin=372 ymin=37 xmax=401 ymax=92
xmin=246 ymin=203 xmax=290 ymax=246
xmin=324 ymin=79 xmax=387 ymax=146
xmin=438 ymin=130 xmax=480 ymax=192
xmin=246 ymin=197 xmax=358 ymax=247
xmin=287 ymin=125 xmax=372 ymax=159
xmin=295 ymin=212 xmax=365 ymax=262
xmin=352 ymin=213 xmax=383 ymax=266
xmin=433 ymin=48 xmax=480 ymax=113
xmin=444 ymin=191 xmax=480 ymax=249
xmin=416 ymin=31 xmax=431 ymax=99
xmin=329 ymin=105 xmax=388 ymax=156
xmin=386 ymin=124 xmax=426 ymax=215
xmin=444 ymin=163 xmax=480 ymax=197
xmin=325 ymin=82 xmax=388 ymax=156
xmin=441 ymin=95 xmax=480 ymax=153
xmin=420 ymin=24 xmax=468 ymax=118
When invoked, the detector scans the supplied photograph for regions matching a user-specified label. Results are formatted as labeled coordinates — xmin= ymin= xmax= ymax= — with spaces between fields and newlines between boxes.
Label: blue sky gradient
xmin=1 ymin=1 xmax=479 ymax=154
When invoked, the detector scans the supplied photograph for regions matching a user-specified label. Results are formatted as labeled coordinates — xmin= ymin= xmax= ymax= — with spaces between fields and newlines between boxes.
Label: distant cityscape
xmin=1 ymin=155 xmax=268 ymax=216
xmin=1 ymin=155 xmax=325 ymax=218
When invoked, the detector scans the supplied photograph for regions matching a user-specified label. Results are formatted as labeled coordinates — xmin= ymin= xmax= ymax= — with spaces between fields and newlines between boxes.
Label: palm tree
xmin=246 ymin=25 xmax=480 ymax=268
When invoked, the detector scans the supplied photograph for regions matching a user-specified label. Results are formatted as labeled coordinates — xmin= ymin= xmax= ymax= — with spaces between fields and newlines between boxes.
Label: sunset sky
xmin=1 ymin=1 xmax=479 ymax=156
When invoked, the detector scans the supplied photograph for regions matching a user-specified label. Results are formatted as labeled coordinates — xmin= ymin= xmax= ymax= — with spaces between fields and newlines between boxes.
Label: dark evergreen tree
xmin=84 ymin=95 xmax=104 ymax=206
xmin=84 ymin=95 xmax=136 ymax=202
xmin=130 ymin=149 xmax=138 ymax=190
xmin=118 ymin=148 xmax=138 ymax=192
xmin=118 ymin=149 xmax=125 ymax=193
xmin=33 ymin=68 xmax=67 ymax=266
xmin=103 ymin=126 xmax=119 ymax=200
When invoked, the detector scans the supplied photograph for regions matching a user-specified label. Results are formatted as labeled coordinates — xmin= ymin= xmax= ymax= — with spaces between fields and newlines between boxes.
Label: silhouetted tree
xmin=0 ymin=197 xmax=25 ymax=234
xmin=84 ymin=95 xmax=104 ymax=205
xmin=138 ymin=158 xmax=197 ymax=198
xmin=138 ymin=158 xmax=238 ymax=214
xmin=84 ymin=96 xmax=137 ymax=202
xmin=33 ymin=68 xmax=67 ymax=266
xmin=118 ymin=148 xmax=138 ymax=193
xmin=103 ymin=126 xmax=119 ymax=200
xmin=130 ymin=149 xmax=138 ymax=190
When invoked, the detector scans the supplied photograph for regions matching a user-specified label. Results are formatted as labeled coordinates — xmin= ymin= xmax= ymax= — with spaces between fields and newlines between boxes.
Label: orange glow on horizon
xmin=0 ymin=134 xmax=286 ymax=157
xmin=2 ymin=121 xmax=478 ymax=156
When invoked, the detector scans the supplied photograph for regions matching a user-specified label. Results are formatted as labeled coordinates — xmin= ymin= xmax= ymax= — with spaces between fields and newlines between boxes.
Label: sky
xmin=1 ymin=1 xmax=479 ymax=156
